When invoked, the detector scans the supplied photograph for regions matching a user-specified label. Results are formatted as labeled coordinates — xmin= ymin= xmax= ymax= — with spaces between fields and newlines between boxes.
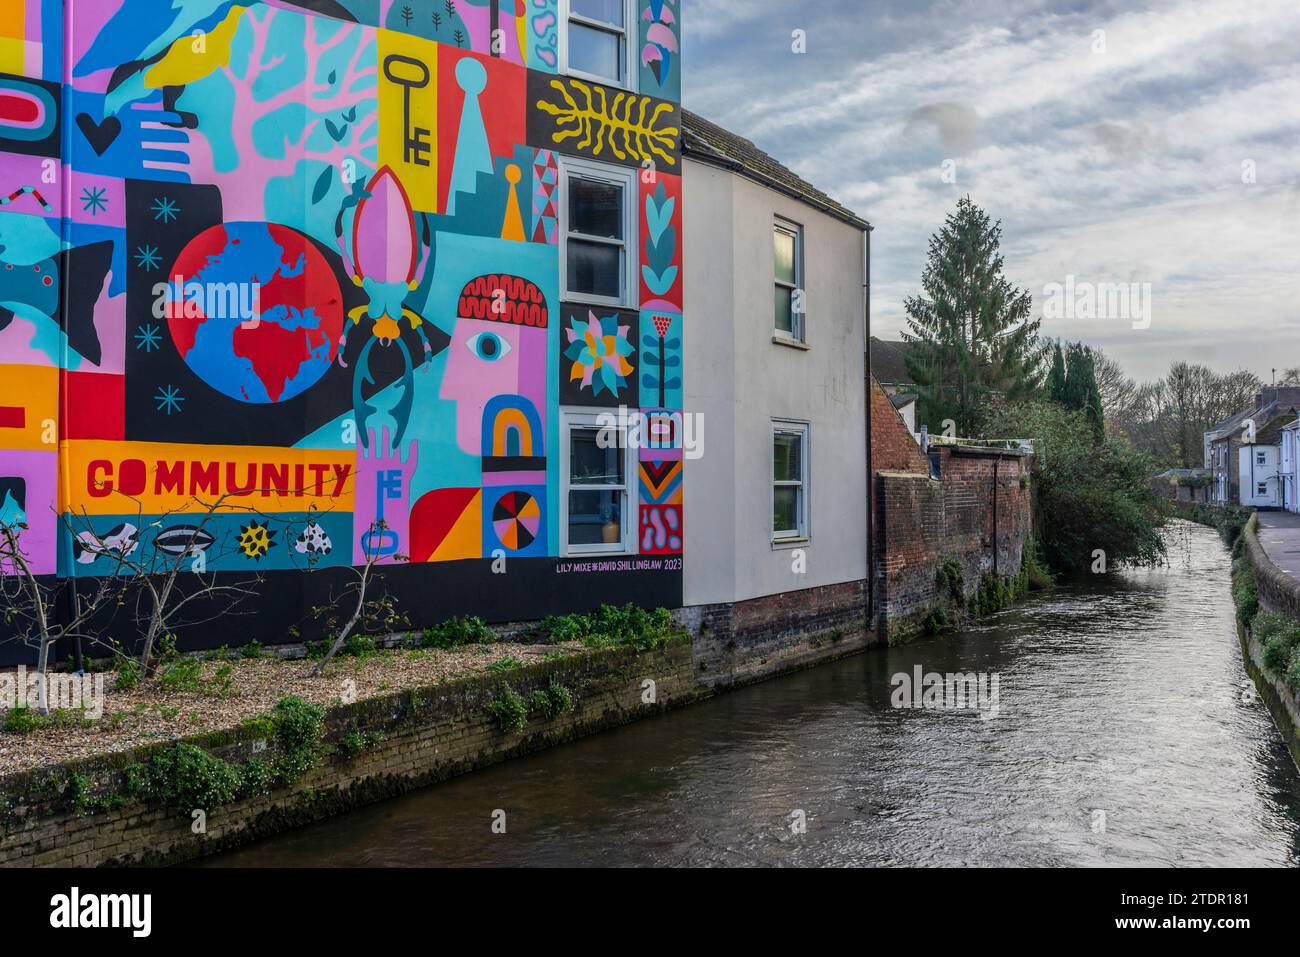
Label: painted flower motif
xmin=564 ymin=311 xmax=634 ymax=397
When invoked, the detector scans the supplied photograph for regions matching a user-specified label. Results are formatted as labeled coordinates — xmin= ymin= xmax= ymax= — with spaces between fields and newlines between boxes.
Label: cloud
xmin=903 ymin=102 xmax=981 ymax=154
xmin=684 ymin=0 xmax=1300 ymax=381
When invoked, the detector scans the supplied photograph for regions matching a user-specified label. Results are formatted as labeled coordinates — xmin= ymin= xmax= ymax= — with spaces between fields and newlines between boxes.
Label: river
xmin=204 ymin=520 xmax=1300 ymax=867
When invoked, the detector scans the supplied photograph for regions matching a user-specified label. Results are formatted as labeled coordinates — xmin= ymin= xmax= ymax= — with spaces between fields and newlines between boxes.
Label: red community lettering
xmin=86 ymin=457 xmax=352 ymax=499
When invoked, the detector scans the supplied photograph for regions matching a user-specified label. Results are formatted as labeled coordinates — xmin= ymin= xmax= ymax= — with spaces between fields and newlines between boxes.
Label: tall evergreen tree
xmin=1061 ymin=342 xmax=1104 ymax=437
xmin=1047 ymin=342 xmax=1067 ymax=403
xmin=902 ymin=196 xmax=1043 ymax=434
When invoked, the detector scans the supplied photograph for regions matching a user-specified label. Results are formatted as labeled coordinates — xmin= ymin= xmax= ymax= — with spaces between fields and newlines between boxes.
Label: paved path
xmin=1255 ymin=511 xmax=1300 ymax=579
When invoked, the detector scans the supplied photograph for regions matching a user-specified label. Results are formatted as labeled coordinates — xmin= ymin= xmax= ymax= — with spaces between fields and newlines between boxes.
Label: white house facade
xmin=679 ymin=111 xmax=870 ymax=660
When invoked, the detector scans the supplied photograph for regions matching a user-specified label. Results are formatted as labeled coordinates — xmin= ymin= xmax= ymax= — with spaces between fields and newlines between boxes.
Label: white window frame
xmin=774 ymin=218 xmax=805 ymax=342
xmin=560 ymin=408 xmax=638 ymax=556
xmin=772 ymin=420 xmax=810 ymax=545
xmin=560 ymin=0 xmax=638 ymax=92
xmin=559 ymin=156 xmax=638 ymax=307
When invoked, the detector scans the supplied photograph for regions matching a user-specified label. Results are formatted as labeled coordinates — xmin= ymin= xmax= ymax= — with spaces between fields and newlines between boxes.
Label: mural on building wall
xmin=0 ymin=0 xmax=682 ymax=658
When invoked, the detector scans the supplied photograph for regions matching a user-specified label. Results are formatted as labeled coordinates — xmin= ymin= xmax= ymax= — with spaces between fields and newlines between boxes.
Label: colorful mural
xmin=0 ymin=0 xmax=682 ymax=659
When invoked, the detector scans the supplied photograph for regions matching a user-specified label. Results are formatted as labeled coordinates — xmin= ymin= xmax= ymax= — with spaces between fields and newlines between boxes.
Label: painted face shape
xmin=440 ymin=317 xmax=523 ymax=455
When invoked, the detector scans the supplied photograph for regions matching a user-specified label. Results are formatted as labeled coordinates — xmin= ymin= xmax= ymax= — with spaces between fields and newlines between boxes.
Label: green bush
xmin=113 ymin=657 xmax=142 ymax=691
xmin=3 ymin=706 xmax=42 ymax=734
xmin=420 ymin=615 xmax=493 ymax=649
xmin=1254 ymin=610 xmax=1300 ymax=678
xmin=487 ymin=686 xmax=528 ymax=734
xmin=922 ymin=607 xmax=949 ymax=635
xmin=1232 ymin=557 xmax=1259 ymax=627
xmin=540 ymin=604 xmax=677 ymax=651
xmin=529 ymin=680 xmax=573 ymax=720
xmin=1020 ymin=540 xmax=1054 ymax=591
xmin=241 ymin=640 xmax=265 ymax=660
xmin=337 ymin=729 xmax=386 ymax=759
xmin=235 ymin=758 xmax=277 ymax=799
xmin=157 ymin=656 xmax=203 ymax=692
xmin=486 ymin=656 xmax=524 ymax=673
xmin=1218 ymin=506 xmax=1252 ymax=547
xmin=979 ymin=400 xmax=1165 ymax=575
xmin=146 ymin=742 xmax=243 ymax=814
xmin=936 ymin=557 xmax=963 ymax=601
xmin=271 ymin=696 xmax=325 ymax=780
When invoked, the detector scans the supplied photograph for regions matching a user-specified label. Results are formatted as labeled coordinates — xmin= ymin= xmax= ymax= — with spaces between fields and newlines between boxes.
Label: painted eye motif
xmin=466 ymin=330 xmax=512 ymax=362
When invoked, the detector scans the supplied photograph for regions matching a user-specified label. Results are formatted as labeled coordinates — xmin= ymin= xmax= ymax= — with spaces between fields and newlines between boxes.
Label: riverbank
xmin=1235 ymin=513 xmax=1300 ymax=769
xmin=0 ymin=635 xmax=703 ymax=866
xmin=204 ymin=520 xmax=1300 ymax=868
xmin=0 ymin=563 xmax=1052 ymax=865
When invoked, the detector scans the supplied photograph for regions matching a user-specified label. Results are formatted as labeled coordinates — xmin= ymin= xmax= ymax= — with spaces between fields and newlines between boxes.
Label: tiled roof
xmin=681 ymin=110 xmax=871 ymax=232
xmin=869 ymin=338 xmax=916 ymax=387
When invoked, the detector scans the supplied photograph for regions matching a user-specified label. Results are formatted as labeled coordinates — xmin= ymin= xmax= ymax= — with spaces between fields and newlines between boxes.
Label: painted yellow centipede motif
xmin=536 ymin=79 xmax=679 ymax=167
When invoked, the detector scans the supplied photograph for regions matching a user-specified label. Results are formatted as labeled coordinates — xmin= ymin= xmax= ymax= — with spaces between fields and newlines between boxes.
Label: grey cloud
xmin=902 ymin=102 xmax=981 ymax=154
xmin=1092 ymin=122 xmax=1161 ymax=162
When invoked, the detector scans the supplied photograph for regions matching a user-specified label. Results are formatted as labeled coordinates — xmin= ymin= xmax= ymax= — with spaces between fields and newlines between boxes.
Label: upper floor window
xmin=560 ymin=157 xmax=637 ymax=306
xmin=774 ymin=219 xmax=804 ymax=341
xmin=563 ymin=0 xmax=635 ymax=90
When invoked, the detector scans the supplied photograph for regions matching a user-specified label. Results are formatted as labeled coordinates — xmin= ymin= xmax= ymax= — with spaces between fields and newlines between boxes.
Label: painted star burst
xmin=134 ymin=323 xmax=161 ymax=352
xmin=151 ymin=196 xmax=179 ymax=223
xmin=79 ymin=186 xmax=108 ymax=216
xmin=134 ymin=245 xmax=161 ymax=270
xmin=154 ymin=385 xmax=184 ymax=415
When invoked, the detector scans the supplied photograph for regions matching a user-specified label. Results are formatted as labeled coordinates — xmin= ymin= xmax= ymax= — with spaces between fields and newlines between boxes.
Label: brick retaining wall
xmin=678 ymin=579 xmax=872 ymax=688
xmin=875 ymin=447 xmax=1033 ymax=642
xmin=0 ymin=638 xmax=700 ymax=867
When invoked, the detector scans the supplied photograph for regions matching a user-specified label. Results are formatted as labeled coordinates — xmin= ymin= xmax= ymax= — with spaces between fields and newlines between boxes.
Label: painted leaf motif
xmin=311 ymin=165 xmax=334 ymax=204
xmin=643 ymin=265 xmax=678 ymax=296
xmin=646 ymin=24 xmax=677 ymax=53
xmin=646 ymin=195 xmax=674 ymax=241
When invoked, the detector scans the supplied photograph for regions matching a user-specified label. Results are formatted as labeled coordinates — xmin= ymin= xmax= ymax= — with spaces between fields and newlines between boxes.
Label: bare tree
xmin=307 ymin=521 xmax=405 ymax=677
xmin=1086 ymin=346 xmax=1138 ymax=417
xmin=61 ymin=490 xmax=271 ymax=675
xmin=0 ymin=518 xmax=131 ymax=713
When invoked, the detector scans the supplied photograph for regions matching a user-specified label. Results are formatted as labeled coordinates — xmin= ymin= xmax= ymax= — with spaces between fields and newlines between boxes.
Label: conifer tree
xmin=1047 ymin=342 xmax=1067 ymax=403
xmin=902 ymin=196 xmax=1043 ymax=434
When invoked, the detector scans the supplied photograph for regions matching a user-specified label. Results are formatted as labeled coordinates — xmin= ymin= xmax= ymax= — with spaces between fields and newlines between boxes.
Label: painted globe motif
xmin=166 ymin=222 xmax=343 ymax=404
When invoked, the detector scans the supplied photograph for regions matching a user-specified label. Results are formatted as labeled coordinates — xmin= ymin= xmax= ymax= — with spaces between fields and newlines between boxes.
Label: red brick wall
xmin=874 ymin=446 xmax=1033 ymax=641
xmin=870 ymin=376 xmax=929 ymax=473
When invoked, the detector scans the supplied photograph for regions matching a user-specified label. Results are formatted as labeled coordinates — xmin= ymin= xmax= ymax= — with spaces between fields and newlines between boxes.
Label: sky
xmin=682 ymin=0 xmax=1300 ymax=383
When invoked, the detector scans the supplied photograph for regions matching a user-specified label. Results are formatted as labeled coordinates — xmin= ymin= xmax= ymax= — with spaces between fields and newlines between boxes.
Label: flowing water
xmin=204 ymin=521 xmax=1300 ymax=867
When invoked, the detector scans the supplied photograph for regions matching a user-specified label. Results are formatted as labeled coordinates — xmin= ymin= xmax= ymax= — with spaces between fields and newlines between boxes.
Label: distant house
xmin=1281 ymin=418 xmax=1299 ymax=513
xmin=869 ymin=338 xmax=920 ymax=440
xmin=869 ymin=338 xmax=917 ymax=395
xmin=1205 ymin=387 xmax=1300 ymax=507
xmin=1152 ymin=468 xmax=1212 ymax=504
xmin=891 ymin=392 xmax=918 ymax=435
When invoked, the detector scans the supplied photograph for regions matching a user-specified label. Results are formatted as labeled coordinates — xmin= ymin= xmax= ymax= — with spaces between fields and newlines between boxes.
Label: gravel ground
xmin=0 ymin=642 xmax=582 ymax=777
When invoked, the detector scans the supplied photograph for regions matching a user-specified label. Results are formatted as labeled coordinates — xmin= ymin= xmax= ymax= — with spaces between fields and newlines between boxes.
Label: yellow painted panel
xmin=0 ymin=37 xmax=26 ymax=76
xmin=377 ymin=30 xmax=437 ymax=213
xmin=0 ymin=365 xmax=58 ymax=452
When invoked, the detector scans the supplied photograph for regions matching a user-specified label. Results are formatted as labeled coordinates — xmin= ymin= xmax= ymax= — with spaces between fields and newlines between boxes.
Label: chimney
xmin=1258 ymin=387 xmax=1300 ymax=411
